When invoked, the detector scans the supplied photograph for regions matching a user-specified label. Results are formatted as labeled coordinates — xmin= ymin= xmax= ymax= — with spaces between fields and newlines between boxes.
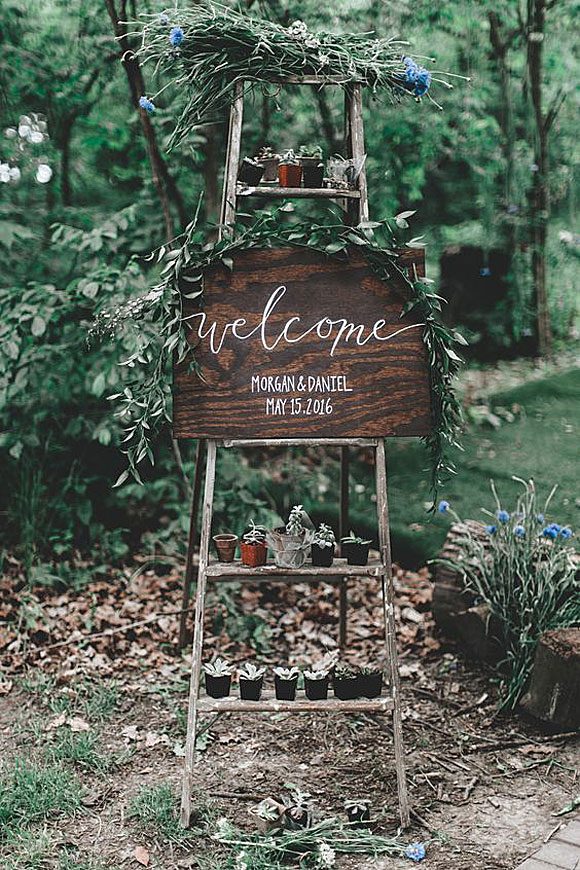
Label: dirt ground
xmin=1 ymin=562 xmax=578 ymax=869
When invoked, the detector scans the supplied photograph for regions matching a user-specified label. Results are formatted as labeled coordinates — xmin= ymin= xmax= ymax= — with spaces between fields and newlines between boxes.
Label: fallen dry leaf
xmin=45 ymin=712 xmax=67 ymax=731
xmin=0 ymin=680 xmax=13 ymax=695
xmin=134 ymin=845 xmax=150 ymax=866
xmin=68 ymin=716 xmax=90 ymax=732
xmin=122 ymin=725 xmax=140 ymax=741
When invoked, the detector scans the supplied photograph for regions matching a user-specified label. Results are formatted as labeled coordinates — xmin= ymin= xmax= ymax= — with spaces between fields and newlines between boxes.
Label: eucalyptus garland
xmin=132 ymin=3 xmax=463 ymax=146
xmin=93 ymin=209 xmax=465 ymax=497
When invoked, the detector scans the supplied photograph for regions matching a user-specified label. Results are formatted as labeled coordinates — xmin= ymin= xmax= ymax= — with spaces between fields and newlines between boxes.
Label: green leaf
xmin=113 ymin=470 xmax=129 ymax=488
xmin=221 ymin=257 xmax=234 ymax=271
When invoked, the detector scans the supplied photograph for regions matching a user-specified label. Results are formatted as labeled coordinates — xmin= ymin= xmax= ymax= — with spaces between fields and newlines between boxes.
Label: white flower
xmin=0 ymin=163 xmax=11 ymax=183
xmin=318 ymin=842 xmax=336 ymax=867
xmin=234 ymin=852 xmax=248 ymax=870
xmin=318 ymin=53 xmax=330 ymax=66
xmin=305 ymin=36 xmax=321 ymax=49
xmin=8 ymin=166 xmax=21 ymax=182
xmin=5 ymin=127 xmax=18 ymax=139
xmin=28 ymin=130 xmax=44 ymax=144
xmin=18 ymin=124 xmax=31 ymax=139
xmin=36 ymin=163 xmax=52 ymax=184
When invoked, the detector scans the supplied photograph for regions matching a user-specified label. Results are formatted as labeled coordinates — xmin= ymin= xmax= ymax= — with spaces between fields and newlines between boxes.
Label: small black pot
xmin=311 ymin=543 xmax=334 ymax=567
xmin=238 ymin=158 xmax=264 ymax=186
xmin=284 ymin=806 xmax=310 ymax=830
xmin=346 ymin=803 xmax=371 ymax=827
xmin=304 ymin=676 xmax=329 ymax=700
xmin=359 ymin=671 xmax=383 ymax=699
xmin=204 ymin=673 xmax=231 ymax=699
xmin=274 ymin=676 xmax=298 ymax=701
xmin=239 ymin=676 xmax=263 ymax=701
xmin=334 ymin=675 xmax=359 ymax=700
xmin=302 ymin=163 xmax=324 ymax=188
xmin=344 ymin=542 xmax=370 ymax=566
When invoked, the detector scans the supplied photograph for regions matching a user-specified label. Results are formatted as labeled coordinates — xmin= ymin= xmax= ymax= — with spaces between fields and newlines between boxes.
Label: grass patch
xmin=128 ymin=784 xmax=209 ymax=844
xmin=47 ymin=680 xmax=120 ymax=723
xmin=0 ymin=757 xmax=84 ymax=837
xmin=46 ymin=730 xmax=129 ymax=774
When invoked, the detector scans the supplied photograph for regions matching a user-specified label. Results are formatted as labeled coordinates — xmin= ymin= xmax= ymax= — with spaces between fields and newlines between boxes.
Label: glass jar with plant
xmin=202 ymin=657 xmax=233 ymax=698
xmin=333 ymin=663 xmax=360 ymax=700
xmin=278 ymin=149 xmax=302 ymax=187
xmin=303 ymin=667 xmax=329 ymax=700
xmin=359 ymin=665 xmax=383 ymax=698
xmin=249 ymin=797 xmax=285 ymax=833
xmin=341 ymin=531 xmax=372 ymax=566
xmin=298 ymin=144 xmax=324 ymax=187
xmin=255 ymin=145 xmax=280 ymax=182
xmin=237 ymin=662 xmax=266 ymax=701
xmin=240 ymin=520 xmax=267 ymax=568
xmin=273 ymin=666 xmax=300 ymax=701
xmin=267 ymin=505 xmax=314 ymax=569
xmin=238 ymin=155 xmax=264 ymax=186
xmin=212 ymin=532 xmax=238 ymax=563
xmin=311 ymin=522 xmax=336 ymax=567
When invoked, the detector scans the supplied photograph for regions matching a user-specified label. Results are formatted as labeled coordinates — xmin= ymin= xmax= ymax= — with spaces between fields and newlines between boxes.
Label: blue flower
xmin=169 ymin=26 xmax=184 ymax=46
xmin=401 ymin=57 xmax=431 ymax=97
xmin=139 ymin=96 xmax=155 ymax=113
xmin=438 ymin=500 xmax=449 ymax=514
xmin=560 ymin=527 xmax=573 ymax=540
xmin=403 ymin=56 xmax=419 ymax=82
xmin=414 ymin=69 xmax=431 ymax=96
xmin=514 ymin=525 xmax=525 ymax=538
xmin=480 ymin=266 xmax=492 ymax=277
xmin=548 ymin=523 xmax=562 ymax=533
xmin=497 ymin=510 xmax=510 ymax=523
xmin=405 ymin=843 xmax=426 ymax=862
xmin=542 ymin=526 xmax=558 ymax=540
xmin=536 ymin=513 xmax=544 ymax=524
xmin=486 ymin=524 xmax=497 ymax=535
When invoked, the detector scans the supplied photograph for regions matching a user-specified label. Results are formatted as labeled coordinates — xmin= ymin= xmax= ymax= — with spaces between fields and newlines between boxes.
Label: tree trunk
xmin=521 ymin=629 xmax=580 ymax=730
xmin=488 ymin=13 xmax=516 ymax=251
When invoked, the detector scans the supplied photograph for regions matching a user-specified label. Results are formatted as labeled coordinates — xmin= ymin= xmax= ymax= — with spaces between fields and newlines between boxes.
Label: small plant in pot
xmin=311 ymin=522 xmax=336 ymax=567
xmin=273 ymin=666 xmax=300 ymax=701
xmin=282 ymin=786 xmax=312 ymax=831
xmin=249 ymin=797 xmax=285 ymax=833
xmin=212 ymin=533 xmax=238 ymax=563
xmin=303 ymin=668 xmax=329 ymax=700
xmin=240 ymin=520 xmax=267 ymax=567
xmin=202 ymin=657 xmax=233 ymax=698
xmin=345 ymin=799 xmax=371 ymax=827
xmin=278 ymin=150 xmax=302 ymax=188
xmin=237 ymin=662 xmax=266 ymax=701
xmin=238 ymin=156 xmax=264 ymax=186
xmin=341 ymin=530 xmax=372 ymax=566
xmin=299 ymin=144 xmax=324 ymax=188
xmin=333 ymin=664 xmax=360 ymax=700
xmin=359 ymin=665 xmax=383 ymax=698
xmin=267 ymin=505 xmax=314 ymax=569
xmin=255 ymin=145 xmax=280 ymax=182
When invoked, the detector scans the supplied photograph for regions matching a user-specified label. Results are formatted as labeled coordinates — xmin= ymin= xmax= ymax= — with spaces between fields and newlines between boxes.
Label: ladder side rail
xmin=219 ymin=82 xmax=244 ymax=237
xmin=347 ymin=83 xmax=369 ymax=224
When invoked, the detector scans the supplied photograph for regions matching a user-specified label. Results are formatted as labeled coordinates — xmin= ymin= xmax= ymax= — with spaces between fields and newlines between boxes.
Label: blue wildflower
xmin=401 ymin=57 xmax=431 ymax=97
xmin=548 ymin=523 xmax=562 ymax=533
xmin=139 ymin=96 xmax=155 ymax=113
xmin=403 ymin=56 xmax=419 ymax=82
xmin=497 ymin=510 xmax=510 ymax=523
xmin=480 ymin=266 xmax=492 ymax=277
xmin=542 ymin=526 xmax=558 ymax=540
xmin=514 ymin=525 xmax=525 ymax=538
xmin=438 ymin=500 xmax=449 ymax=514
xmin=560 ymin=527 xmax=573 ymax=540
xmin=169 ymin=26 xmax=184 ymax=46
xmin=414 ymin=68 xmax=431 ymax=96
xmin=536 ymin=513 xmax=544 ymax=524
xmin=486 ymin=524 xmax=497 ymax=535
xmin=405 ymin=843 xmax=426 ymax=863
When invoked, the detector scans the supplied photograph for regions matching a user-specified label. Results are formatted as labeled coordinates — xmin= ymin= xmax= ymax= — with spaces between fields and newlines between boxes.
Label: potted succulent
xmin=359 ymin=666 xmax=383 ymax=699
xmin=345 ymin=799 xmax=371 ymax=827
xmin=202 ymin=657 xmax=233 ymax=698
xmin=238 ymin=156 xmax=265 ymax=186
xmin=255 ymin=145 xmax=280 ymax=182
xmin=341 ymin=531 xmax=372 ymax=566
xmin=311 ymin=522 xmax=336 ymax=567
xmin=240 ymin=520 xmax=268 ymax=568
xmin=282 ymin=787 xmax=312 ymax=831
xmin=278 ymin=150 xmax=302 ymax=188
xmin=212 ymin=533 xmax=238 ymax=563
xmin=333 ymin=664 xmax=360 ymax=700
xmin=273 ymin=666 xmax=300 ymax=701
xmin=303 ymin=668 xmax=329 ymax=700
xmin=298 ymin=144 xmax=324 ymax=188
xmin=249 ymin=797 xmax=285 ymax=833
xmin=237 ymin=662 xmax=266 ymax=701
xmin=266 ymin=505 xmax=314 ymax=569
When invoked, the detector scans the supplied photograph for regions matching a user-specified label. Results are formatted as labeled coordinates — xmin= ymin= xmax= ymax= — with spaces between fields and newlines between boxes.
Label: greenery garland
xmin=93 ymin=208 xmax=465 ymax=498
xmin=133 ymin=3 xmax=463 ymax=146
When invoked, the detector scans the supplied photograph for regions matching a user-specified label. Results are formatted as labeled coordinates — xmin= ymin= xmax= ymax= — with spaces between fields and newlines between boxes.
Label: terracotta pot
xmin=240 ymin=541 xmax=267 ymax=567
xmin=213 ymin=533 xmax=238 ymax=563
xmin=278 ymin=163 xmax=302 ymax=187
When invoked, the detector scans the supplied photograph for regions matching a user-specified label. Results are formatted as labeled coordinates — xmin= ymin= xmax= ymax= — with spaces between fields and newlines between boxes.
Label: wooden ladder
xmin=179 ymin=79 xmax=410 ymax=830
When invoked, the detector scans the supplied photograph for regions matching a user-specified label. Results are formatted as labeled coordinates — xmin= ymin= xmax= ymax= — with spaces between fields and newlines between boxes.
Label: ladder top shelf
xmin=236 ymin=183 xmax=361 ymax=200
xmin=239 ymin=75 xmax=367 ymax=86
xmin=206 ymin=558 xmax=385 ymax=580
xmin=197 ymin=689 xmax=394 ymax=714
xmin=221 ymin=438 xmax=379 ymax=447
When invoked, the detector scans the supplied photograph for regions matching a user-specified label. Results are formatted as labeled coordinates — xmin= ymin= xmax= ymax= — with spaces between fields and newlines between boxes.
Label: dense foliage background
xmin=0 ymin=0 xmax=578 ymax=580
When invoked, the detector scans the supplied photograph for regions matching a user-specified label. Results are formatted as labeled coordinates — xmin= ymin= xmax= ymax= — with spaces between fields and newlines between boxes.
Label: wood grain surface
xmin=173 ymin=247 xmax=432 ymax=439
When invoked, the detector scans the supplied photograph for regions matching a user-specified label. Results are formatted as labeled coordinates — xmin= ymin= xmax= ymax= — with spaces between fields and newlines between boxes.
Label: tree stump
xmin=521 ymin=629 xmax=580 ymax=731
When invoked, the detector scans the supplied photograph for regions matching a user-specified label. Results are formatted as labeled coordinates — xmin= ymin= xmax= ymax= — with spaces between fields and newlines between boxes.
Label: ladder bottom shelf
xmin=236 ymin=184 xmax=361 ymax=199
xmin=206 ymin=558 xmax=384 ymax=580
xmin=197 ymin=690 xmax=394 ymax=714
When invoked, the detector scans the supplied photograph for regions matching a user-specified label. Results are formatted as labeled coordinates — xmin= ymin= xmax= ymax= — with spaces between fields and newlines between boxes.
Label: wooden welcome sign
xmin=173 ymin=247 xmax=432 ymax=439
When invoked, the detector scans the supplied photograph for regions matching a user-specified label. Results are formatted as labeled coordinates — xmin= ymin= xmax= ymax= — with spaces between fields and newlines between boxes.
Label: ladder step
xmin=205 ymin=558 xmax=385 ymax=580
xmin=222 ymin=438 xmax=378 ymax=447
xmin=197 ymin=689 xmax=394 ymax=714
xmin=237 ymin=183 xmax=361 ymax=199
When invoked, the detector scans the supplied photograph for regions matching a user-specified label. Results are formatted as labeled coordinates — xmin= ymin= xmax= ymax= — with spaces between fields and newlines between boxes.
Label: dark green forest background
xmin=0 ymin=0 xmax=578 ymax=580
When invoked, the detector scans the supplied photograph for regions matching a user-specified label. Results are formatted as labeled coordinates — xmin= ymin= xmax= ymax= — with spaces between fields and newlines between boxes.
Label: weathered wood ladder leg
xmin=375 ymin=439 xmax=410 ymax=828
xmin=220 ymin=81 xmax=244 ymax=232
xmin=180 ymin=439 xmax=218 ymax=827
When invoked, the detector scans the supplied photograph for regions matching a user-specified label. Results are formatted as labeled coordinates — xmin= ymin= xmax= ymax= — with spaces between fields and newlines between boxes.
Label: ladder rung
xmin=237 ymin=184 xmax=361 ymax=199
xmin=250 ymin=76 xmax=367 ymax=86
xmin=205 ymin=558 xmax=385 ymax=581
xmin=197 ymin=690 xmax=394 ymax=714
xmin=221 ymin=438 xmax=378 ymax=448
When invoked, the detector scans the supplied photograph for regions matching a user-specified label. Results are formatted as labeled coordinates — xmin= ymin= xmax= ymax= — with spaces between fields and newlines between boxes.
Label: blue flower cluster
xmin=402 ymin=57 xmax=432 ymax=97
xmin=169 ymin=26 xmax=184 ymax=46
xmin=542 ymin=523 xmax=573 ymax=540
xmin=438 ymin=500 xmax=449 ymax=514
xmin=405 ymin=842 xmax=426 ymax=862
xmin=486 ymin=524 xmax=497 ymax=535
xmin=514 ymin=525 xmax=525 ymax=538
xmin=139 ymin=96 xmax=155 ymax=114
xmin=497 ymin=509 xmax=510 ymax=523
